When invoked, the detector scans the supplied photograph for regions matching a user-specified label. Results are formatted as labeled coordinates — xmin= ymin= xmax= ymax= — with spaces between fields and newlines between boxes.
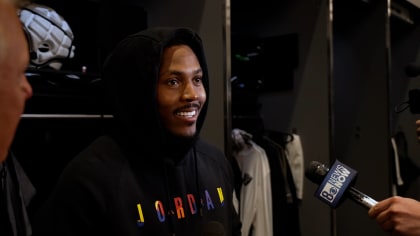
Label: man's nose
xmin=182 ymin=82 xmax=199 ymax=101
xmin=22 ymin=76 xmax=33 ymax=100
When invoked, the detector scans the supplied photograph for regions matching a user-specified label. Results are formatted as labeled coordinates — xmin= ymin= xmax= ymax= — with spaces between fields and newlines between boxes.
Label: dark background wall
xmin=333 ymin=1 xmax=390 ymax=235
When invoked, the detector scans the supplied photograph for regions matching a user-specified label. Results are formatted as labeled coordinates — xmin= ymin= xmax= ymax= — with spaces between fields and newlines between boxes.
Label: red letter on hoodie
xmin=174 ymin=197 xmax=185 ymax=219
xmin=187 ymin=194 xmax=198 ymax=215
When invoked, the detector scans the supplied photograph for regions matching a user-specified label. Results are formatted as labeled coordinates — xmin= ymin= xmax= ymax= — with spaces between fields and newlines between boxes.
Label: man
xmin=0 ymin=0 xmax=34 ymax=235
xmin=0 ymin=0 xmax=33 ymax=163
xmin=35 ymin=27 xmax=242 ymax=235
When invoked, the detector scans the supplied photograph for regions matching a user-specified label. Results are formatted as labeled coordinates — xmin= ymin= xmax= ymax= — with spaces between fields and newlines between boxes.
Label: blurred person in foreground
xmin=0 ymin=0 xmax=35 ymax=235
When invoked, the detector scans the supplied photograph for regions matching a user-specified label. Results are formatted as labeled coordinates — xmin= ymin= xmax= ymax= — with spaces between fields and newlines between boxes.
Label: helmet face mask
xmin=19 ymin=3 xmax=75 ymax=70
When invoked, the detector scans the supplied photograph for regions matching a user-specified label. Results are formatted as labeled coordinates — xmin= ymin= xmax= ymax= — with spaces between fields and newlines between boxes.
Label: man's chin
xmin=172 ymin=129 xmax=196 ymax=139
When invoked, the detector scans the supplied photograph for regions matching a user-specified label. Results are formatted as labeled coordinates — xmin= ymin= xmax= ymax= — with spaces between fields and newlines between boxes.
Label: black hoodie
xmin=34 ymin=27 xmax=241 ymax=236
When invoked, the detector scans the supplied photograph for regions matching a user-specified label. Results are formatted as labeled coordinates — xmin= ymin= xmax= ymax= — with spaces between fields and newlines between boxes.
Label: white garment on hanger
xmin=232 ymin=129 xmax=273 ymax=236
xmin=285 ymin=134 xmax=304 ymax=200
xmin=391 ymin=137 xmax=404 ymax=196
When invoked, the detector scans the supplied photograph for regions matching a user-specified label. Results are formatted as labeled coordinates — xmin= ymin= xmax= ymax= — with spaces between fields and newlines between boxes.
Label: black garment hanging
xmin=253 ymin=134 xmax=301 ymax=236
xmin=393 ymin=131 xmax=420 ymax=198
xmin=263 ymin=130 xmax=294 ymax=150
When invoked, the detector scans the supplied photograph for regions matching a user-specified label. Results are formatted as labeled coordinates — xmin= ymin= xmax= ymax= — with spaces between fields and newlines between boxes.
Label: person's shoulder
xmin=84 ymin=135 xmax=121 ymax=155
xmin=194 ymin=139 xmax=234 ymax=179
xmin=195 ymin=138 xmax=224 ymax=156
xmin=61 ymin=135 xmax=125 ymax=177
xmin=195 ymin=138 xmax=230 ymax=166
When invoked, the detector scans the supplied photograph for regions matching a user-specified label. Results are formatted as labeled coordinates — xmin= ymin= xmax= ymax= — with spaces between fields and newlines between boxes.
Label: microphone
xmin=305 ymin=160 xmax=378 ymax=209
xmin=201 ymin=221 xmax=225 ymax=236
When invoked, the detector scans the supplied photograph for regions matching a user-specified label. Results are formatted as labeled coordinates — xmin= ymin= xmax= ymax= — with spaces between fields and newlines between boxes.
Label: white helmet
xmin=19 ymin=3 xmax=75 ymax=70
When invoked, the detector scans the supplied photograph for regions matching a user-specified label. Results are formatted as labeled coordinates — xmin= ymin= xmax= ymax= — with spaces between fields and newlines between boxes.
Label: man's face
xmin=0 ymin=0 xmax=33 ymax=162
xmin=157 ymin=44 xmax=206 ymax=138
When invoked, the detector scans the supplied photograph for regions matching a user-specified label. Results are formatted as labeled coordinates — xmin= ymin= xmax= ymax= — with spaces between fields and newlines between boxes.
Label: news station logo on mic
xmin=315 ymin=160 xmax=358 ymax=208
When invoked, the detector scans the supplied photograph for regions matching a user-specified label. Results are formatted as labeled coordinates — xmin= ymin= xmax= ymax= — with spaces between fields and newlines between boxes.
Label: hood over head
xmin=103 ymin=27 xmax=209 ymax=162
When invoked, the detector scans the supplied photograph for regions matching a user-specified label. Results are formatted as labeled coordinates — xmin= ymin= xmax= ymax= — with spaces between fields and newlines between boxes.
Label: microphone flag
xmin=314 ymin=160 xmax=358 ymax=208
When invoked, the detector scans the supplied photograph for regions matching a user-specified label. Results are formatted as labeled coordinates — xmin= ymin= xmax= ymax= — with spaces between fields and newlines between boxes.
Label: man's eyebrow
xmin=193 ymin=68 xmax=203 ymax=75
xmin=167 ymin=68 xmax=203 ymax=75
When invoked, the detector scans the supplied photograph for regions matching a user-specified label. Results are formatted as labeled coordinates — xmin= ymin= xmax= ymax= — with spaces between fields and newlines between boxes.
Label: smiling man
xmin=157 ymin=44 xmax=206 ymax=138
xmin=35 ymin=27 xmax=242 ymax=236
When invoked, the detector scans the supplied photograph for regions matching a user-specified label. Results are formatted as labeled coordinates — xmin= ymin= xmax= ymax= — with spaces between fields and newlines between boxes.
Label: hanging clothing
xmin=285 ymin=134 xmax=304 ymax=201
xmin=263 ymin=130 xmax=304 ymax=201
xmin=0 ymin=152 xmax=36 ymax=236
xmin=392 ymin=131 xmax=420 ymax=199
xmin=255 ymin=134 xmax=301 ymax=236
xmin=232 ymin=129 xmax=273 ymax=236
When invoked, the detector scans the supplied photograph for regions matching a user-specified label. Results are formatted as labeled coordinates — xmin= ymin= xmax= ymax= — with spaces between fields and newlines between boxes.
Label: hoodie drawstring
xmin=193 ymin=145 xmax=203 ymax=216
xmin=163 ymin=159 xmax=176 ymax=235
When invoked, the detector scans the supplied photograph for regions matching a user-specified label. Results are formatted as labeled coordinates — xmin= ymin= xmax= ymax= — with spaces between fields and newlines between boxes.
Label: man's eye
xmin=194 ymin=76 xmax=203 ymax=84
xmin=167 ymin=79 xmax=179 ymax=86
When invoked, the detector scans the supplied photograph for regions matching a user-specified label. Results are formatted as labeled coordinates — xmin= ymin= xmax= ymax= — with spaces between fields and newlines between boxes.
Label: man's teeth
xmin=177 ymin=110 xmax=197 ymax=117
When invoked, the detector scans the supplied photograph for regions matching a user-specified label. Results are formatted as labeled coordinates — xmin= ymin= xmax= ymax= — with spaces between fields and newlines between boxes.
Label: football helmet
xmin=19 ymin=3 xmax=75 ymax=70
